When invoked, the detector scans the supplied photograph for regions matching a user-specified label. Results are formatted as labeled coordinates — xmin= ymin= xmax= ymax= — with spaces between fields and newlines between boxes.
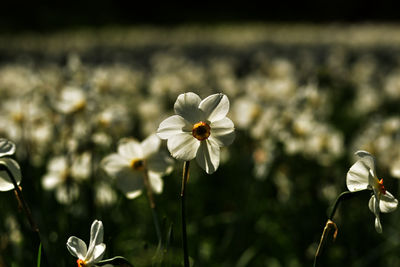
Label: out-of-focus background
xmin=1 ymin=3 xmax=400 ymax=267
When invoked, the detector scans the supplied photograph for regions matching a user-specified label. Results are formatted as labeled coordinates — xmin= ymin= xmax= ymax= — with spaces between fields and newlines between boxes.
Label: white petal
xmin=210 ymin=117 xmax=235 ymax=147
xmin=375 ymin=217 xmax=383 ymax=233
xmin=196 ymin=139 xmax=220 ymax=174
xmin=346 ymin=160 xmax=371 ymax=192
xmin=0 ymin=138 xmax=16 ymax=157
xmin=66 ymin=236 xmax=87 ymax=259
xmin=167 ymin=133 xmax=200 ymax=161
xmin=48 ymin=156 xmax=68 ymax=173
xmin=148 ymin=171 xmax=163 ymax=194
xmin=86 ymin=220 xmax=104 ymax=260
xmin=117 ymin=139 xmax=143 ymax=159
xmin=87 ymin=243 xmax=106 ymax=263
xmin=379 ymin=191 xmax=398 ymax=213
xmin=115 ymin=171 xmax=144 ymax=199
xmin=42 ymin=173 xmax=62 ymax=190
xmin=55 ymin=184 xmax=79 ymax=204
xmin=368 ymin=195 xmax=383 ymax=233
xmin=199 ymin=93 xmax=229 ymax=122
xmin=101 ymin=154 xmax=130 ymax=178
xmin=71 ymin=152 xmax=91 ymax=180
xmin=174 ymin=92 xmax=203 ymax=124
xmin=147 ymin=151 xmax=174 ymax=174
xmin=0 ymin=158 xmax=22 ymax=192
xmin=141 ymin=134 xmax=161 ymax=158
xmin=354 ymin=150 xmax=376 ymax=175
xmin=157 ymin=115 xmax=191 ymax=140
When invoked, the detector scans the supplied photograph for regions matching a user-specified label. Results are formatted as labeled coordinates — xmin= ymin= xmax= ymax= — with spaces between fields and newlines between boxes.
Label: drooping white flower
xmin=346 ymin=150 xmax=398 ymax=233
xmin=0 ymin=138 xmax=21 ymax=192
xmin=157 ymin=92 xmax=235 ymax=174
xmin=101 ymin=134 xmax=173 ymax=199
xmin=66 ymin=220 xmax=106 ymax=267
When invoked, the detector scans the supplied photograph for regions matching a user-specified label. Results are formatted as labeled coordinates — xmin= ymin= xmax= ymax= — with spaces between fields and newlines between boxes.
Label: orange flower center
xmin=378 ymin=178 xmax=386 ymax=195
xmin=192 ymin=121 xmax=211 ymax=141
xmin=130 ymin=159 xmax=145 ymax=171
xmin=77 ymin=259 xmax=87 ymax=267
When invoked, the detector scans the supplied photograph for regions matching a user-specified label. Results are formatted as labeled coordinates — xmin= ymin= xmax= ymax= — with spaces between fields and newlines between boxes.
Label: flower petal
xmin=355 ymin=150 xmax=376 ymax=175
xmin=101 ymin=154 xmax=130 ymax=178
xmin=368 ymin=196 xmax=383 ymax=233
xmin=167 ymin=133 xmax=200 ymax=161
xmin=147 ymin=151 xmax=174 ymax=174
xmin=0 ymin=138 xmax=16 ymax=157
xmin=86 ymin=220 xmax=104 ymax=260
xmin=115 ymin=171 xmax=144 ymax=199
xmin=118 ymin=139 xmax=143 ymax=160
xmin=42 ymin=173 xmax=62 ymax=190
xmin=148 ymin=171 xmax=163 ymax=194
xmin=0 ymin=158 xmax=22 ymax=192
xmin=157 ymin=115 xmax=191 ymax=140
xmin=379 ymin=191 xmax=398 ymax=213
xmin=66 ymin=236 xmax=87 ymax=259
xmin=87 ymin=244 xmax=106 ymax=263
xmin=199 ymin=93 xmax=229 ymax=122
xmin=196 ymin=139 xmax=220 ymax=174
xmin=174 ymin=92 xmax=203 ymax=124
xmin=141 ymin=134 xmax=161 ymax=158
xmin=346 ymin=160 xmax=371 ymax=192
xmin=210 ymin=117 xmax=235 ymax=147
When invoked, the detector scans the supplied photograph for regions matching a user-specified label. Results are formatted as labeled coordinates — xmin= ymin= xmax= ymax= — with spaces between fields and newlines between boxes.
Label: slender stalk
xmin=143 ymin=169 xmax=162 ymax=244
xmin=181 ymin=161 xmax=190 ymax=267
xmin=0 ymin=165 xmax=49 ymax=266
xmin=314 ymin=190 xmax=367 ymax=267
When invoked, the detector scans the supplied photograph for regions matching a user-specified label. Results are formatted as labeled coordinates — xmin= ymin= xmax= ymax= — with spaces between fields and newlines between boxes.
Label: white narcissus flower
xmin=157 ymin=92 xmax=235 ymax=174
xmin=66 ymin=220 xmax=106 ymax=267
xmin=101 ymin=134 xmax=173 ymax=199
xmin=346 ymin=150 xmax=398 ymax=233
xmin=0 ymin=138 xmax=22 ymax=192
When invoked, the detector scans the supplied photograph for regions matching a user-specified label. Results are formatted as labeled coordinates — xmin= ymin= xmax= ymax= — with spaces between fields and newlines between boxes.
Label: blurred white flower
xmin=66 ymin=220 xmax=106 ymax=267
xmin=57 ymin=86 xmax=87 ymax=114
xmin=42 ymin=152 xmax=91 ymax=204
xmin=157 ymin=92 xmax=235 ymax=174
xmin=346 ymin=150 xmax=398 ymax=233
xmin=101 ymin=134 xmax=173 ymax=199
xmin=0 ymin=138 xmax=21 ymax=192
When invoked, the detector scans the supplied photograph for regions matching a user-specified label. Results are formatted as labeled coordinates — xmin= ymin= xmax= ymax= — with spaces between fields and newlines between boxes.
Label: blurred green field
xmin=1 ymin=24 xmax=400 ymax=267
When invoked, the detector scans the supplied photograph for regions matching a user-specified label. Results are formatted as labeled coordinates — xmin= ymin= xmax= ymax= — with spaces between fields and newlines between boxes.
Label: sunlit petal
xmin=157 ymin=115 xmax=191 ymax=140
xmin=174 ymin=92 xmax=203 ymax=124
xmin=210 ymin=117 xmax=235 ymax=147
xmin=167 ymin=133 xmax=200 ymax=161
xmin=66 ymin=236 xmax=87 ymax=259
xmin=196 ymin=139 xmax=220 ymax=174
xmin=199 ymin=93 xmax=229 ymax=122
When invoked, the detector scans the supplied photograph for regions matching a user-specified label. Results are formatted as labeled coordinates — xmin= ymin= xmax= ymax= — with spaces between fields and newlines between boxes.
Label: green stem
xmin=143 ymin=170 xmax=162 ymax=244
xmin=181 ymin=161 xmax=190 ymax=267
xmin=0 ymin=165 xmax=49 ymax=266
xmin=314 ymin=189 xmax=367 ymax=267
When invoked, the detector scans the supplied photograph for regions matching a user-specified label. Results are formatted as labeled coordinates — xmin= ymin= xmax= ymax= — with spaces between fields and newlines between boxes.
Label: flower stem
xmin=143 ymin=170 xmax=162 ymax=244
xmin=181 ymin=161 xmax=190 ymax=267
xmin=0 ymin=164 xmax=49 ymax=266
xmin=314 ymin=190 xmax=366 ymax=267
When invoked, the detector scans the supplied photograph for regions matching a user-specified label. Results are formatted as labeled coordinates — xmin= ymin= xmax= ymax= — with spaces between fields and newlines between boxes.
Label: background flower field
xmin=1 ymin=24 xmax=400 ymax=266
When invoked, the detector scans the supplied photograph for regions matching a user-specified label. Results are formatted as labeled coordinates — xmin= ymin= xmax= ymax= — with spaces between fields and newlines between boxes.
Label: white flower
xmin=42 ymin=152 xmax=91 ymax=204
xmin=0 ymin=138 xmax=21 ymax=192
xmin=157 ymin=92 xmax=235 ymax=174
xmin=66 ymin=220 xmax=106 ymax=267
xmin=346 ymin=150 xmax=398 ymax=233
xmin=57 ymin=86 xmax=87 ymax=114
xmin=101 ymin=134 xmax=173 ymax=199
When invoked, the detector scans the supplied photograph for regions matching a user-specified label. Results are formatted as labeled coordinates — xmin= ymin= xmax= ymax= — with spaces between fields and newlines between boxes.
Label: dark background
xmin=1 ymin=1 xmax=399 ymax=32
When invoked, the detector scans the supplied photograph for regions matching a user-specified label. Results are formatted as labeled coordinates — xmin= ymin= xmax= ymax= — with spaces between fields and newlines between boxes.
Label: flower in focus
xmin=101 ymin=134 xmax=173 ymax=199
xmin=346 ymin=150 xmax=398 ymax=233
xmin=157 ymin=92 xmax=235 ymax=174
xmin=0 ymin=138 xmax=22 ymax=192
xmin=66 ymin=220 xmax=106 ymax=266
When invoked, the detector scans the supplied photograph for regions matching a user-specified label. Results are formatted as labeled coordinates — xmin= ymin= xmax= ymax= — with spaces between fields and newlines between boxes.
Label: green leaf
xmin=36 ymin=243 xmax=42 ymax=267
